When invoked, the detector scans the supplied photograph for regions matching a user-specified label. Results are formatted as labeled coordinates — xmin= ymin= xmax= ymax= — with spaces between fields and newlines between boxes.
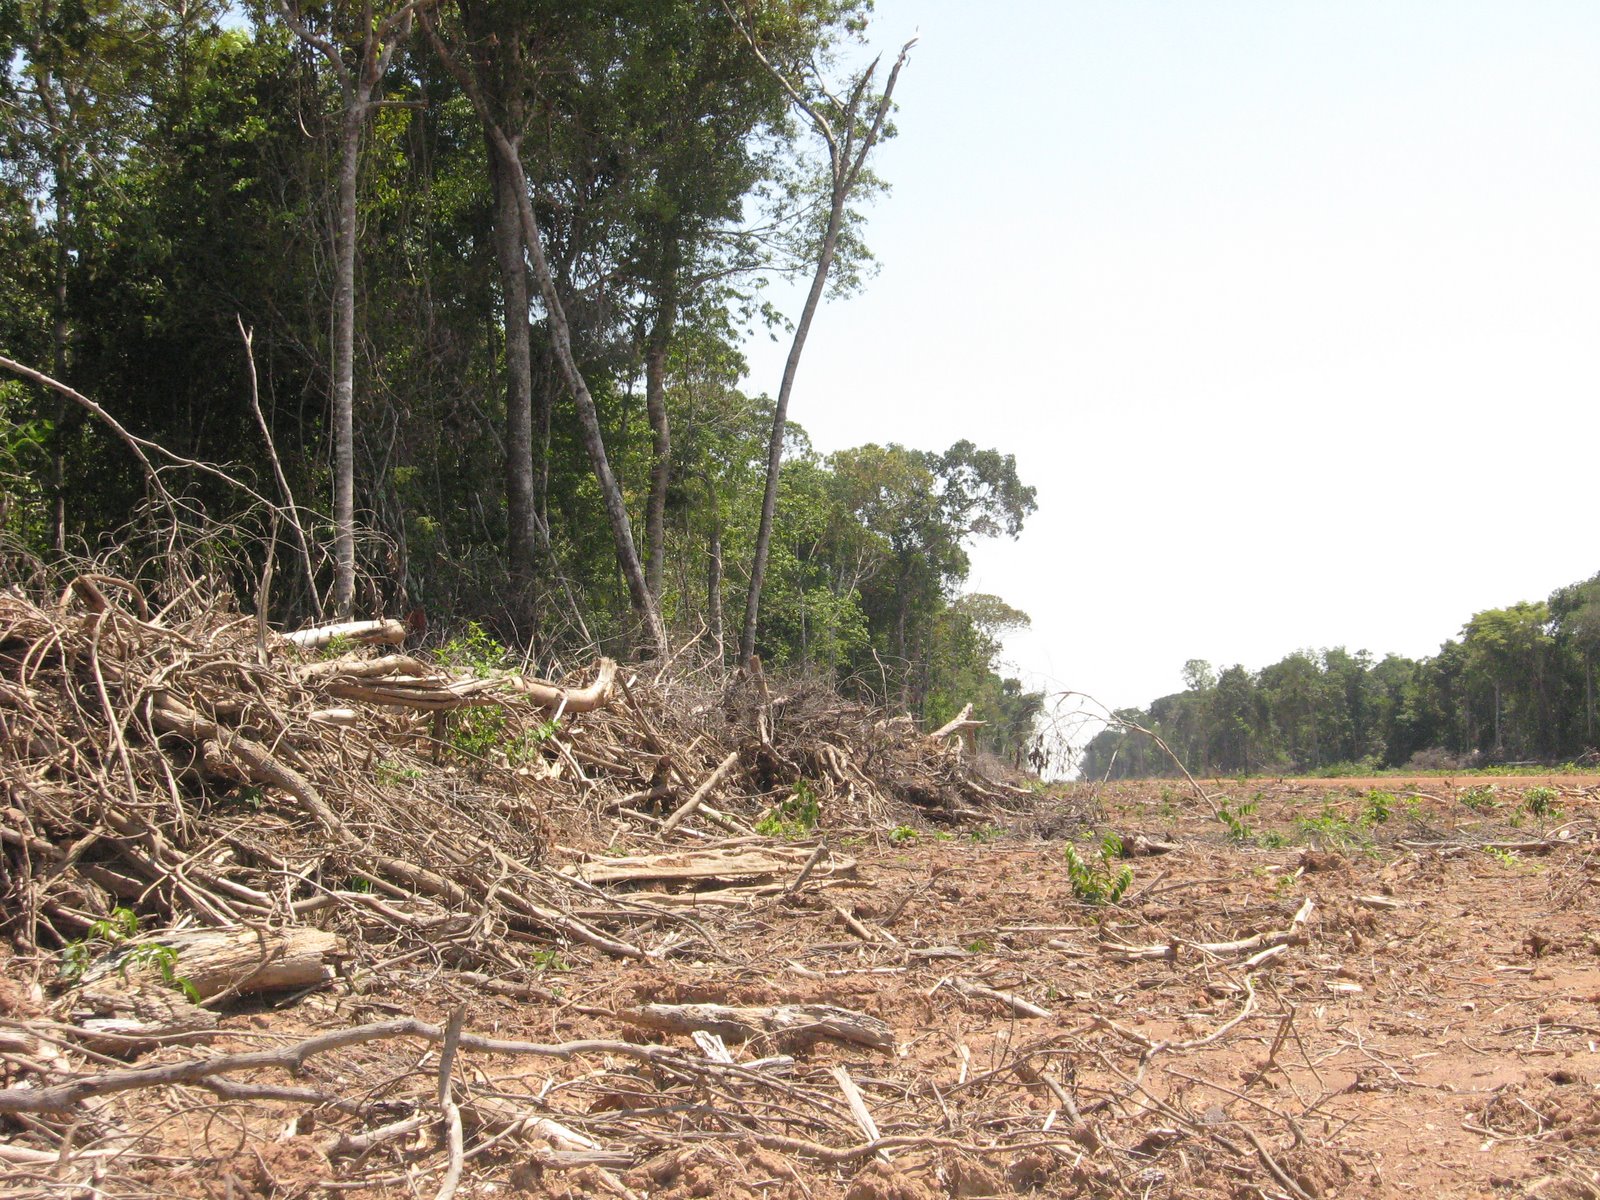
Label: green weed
xmin=1363 ymin=789 xmax=1394 ymax=826
xmin=1522 ymin=787 xmax=1561 ymax=820
xmin=1063 ymin=834 xmax=1133 ymax=905
xmin=1461 ymin=786 xmax=1498 ymax=813
xmin=59 ymin=907 xmax=198 ymax=1002
xmin=1295 ymin=807 xmax=1366 ymax=851
xmin=439 ymin=620 xmax=511 ymax=674
xmin=756 ymin=780 xmax=820 ymax=838
xmin=889 ymin=824 xmax=918 ymax=845
xmin=1217 ymin=796 xmax=1259 ymax=844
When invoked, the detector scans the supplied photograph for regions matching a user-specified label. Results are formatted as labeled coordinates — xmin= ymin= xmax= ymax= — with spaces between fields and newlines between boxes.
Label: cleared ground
xmin=9 ymin=776 xmax=1595 ymax=1199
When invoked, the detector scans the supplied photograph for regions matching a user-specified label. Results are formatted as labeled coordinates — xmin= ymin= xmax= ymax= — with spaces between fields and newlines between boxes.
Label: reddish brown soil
xmin=6 ymin=778 xmax=1598 ymax=1199
xmin=1212 ymin=774 xmax=1600 ymax=791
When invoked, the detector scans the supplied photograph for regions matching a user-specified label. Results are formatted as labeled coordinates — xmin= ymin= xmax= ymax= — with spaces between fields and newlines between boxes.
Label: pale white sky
xmin=739 ymin=0 xmax=1600 ymax=727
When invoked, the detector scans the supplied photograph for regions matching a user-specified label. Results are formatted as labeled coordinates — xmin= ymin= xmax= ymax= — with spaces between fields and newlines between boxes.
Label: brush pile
xmin=0 ymin=558 xmax=1075 ymax=1197
xmin=0 ymin=563 xmax=1024 ymax=961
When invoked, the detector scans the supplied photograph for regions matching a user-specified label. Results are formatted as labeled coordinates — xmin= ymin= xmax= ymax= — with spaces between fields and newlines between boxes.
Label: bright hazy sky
xmin=738 ymin=0 xmax=1600 ymax=739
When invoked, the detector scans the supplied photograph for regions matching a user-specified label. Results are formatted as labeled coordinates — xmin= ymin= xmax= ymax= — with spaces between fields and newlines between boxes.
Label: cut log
xmin=564 ymin=845 xmax=855 ymax=888
xmin=64 ymin=983 xmax=219 ymax=1055
xmin=303 ymin=655 xmax=618 ymax=714
xmin=82 ymin=927 xmax=341 ymax=1001
xmin=624 ymin=1002 xmax=894 ymax=1052
xmin=281 ymin=619 xmax=406 ymax=650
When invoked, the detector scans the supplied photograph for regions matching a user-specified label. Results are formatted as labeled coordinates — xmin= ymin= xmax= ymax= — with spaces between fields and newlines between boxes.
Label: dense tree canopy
xmin=0 ymin=0 xmax=1042 ymax=760
xmin=1080 ymin=570 xmax=1600 ymax=780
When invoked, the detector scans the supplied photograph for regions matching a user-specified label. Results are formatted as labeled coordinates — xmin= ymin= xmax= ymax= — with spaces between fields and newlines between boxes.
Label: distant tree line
xmin=0 ymin=1 xmax=1042 ymax=759
xmin=1079 ymin=571 xmax=1600 ymax=779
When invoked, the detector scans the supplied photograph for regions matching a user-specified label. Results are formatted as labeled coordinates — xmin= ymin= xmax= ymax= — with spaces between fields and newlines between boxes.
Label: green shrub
xmin=756 ymin=780 xmax=821 ymax=838
xmin=1064 ymin=835 xmax=1133 ymax=905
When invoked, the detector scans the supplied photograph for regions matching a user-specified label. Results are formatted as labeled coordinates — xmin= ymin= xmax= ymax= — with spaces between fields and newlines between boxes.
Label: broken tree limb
xmin=832 ymin=1064 xmax=890 ymax=1162
xmin=929 ymin=704 xmax=984 ymax=741
xmin=1104 ymin=898 xmax=1314 ymax=963
xmin=659 ymin=750 xmax=742 ymax=836
xmin=0 ymin=1018 xmax=687 ymax=1114
xmin=281 ymin=619 xmax=406 ymax=650
xmin=949 ymin=977 xmax=1053 ymax=1019
xmin=623 ymin=1002 xmax=894 ymax=1052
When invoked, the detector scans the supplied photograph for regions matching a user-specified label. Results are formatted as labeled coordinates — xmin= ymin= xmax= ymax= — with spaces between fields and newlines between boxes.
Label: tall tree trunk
xmin=330 ymin=105 xmax=362 ymax=619
xmin=472 ymin=113 xmax=666 ymax=656
xmin=705 ymin=473 xmax=724 ymax=662
xmin=1586 ymin=651 xmax=1594 ymax=743
xmin=644 ymin=333 xmax=671 ymax=601
xmin=489 ymin=137 xmax=538 ymax=591
xmin=50 ymin=149 xmax=70 ymax=554
xmin=735 ymin=38 xmax=912 ymax=667
xmin=280 ymin=1 xmax=427 ymax=621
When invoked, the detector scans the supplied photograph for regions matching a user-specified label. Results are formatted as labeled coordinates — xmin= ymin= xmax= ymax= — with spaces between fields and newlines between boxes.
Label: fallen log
xmin=81 ymin=927 xmax=342 ymax=1001
xmin=564 ymin=845 xmax=855 ymax=888
xmin=281 ymin=619 xmax=406 ymax=650
xmin=623 ymin=1002 xmax=895 ymax=1052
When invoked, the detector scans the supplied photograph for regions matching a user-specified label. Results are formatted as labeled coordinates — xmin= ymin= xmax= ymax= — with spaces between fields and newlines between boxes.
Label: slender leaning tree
xmin=731 ymin=7 xmax=914 ymax=667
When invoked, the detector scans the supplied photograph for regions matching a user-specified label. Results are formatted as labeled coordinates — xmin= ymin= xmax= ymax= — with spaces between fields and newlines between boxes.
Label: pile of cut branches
xmin=0 ymin=558 xmax=1025 ymax=961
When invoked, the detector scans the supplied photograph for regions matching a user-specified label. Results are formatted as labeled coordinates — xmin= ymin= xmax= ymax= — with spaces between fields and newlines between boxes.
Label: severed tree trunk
xmin=736 ymin=34 xmax=914 ymax=666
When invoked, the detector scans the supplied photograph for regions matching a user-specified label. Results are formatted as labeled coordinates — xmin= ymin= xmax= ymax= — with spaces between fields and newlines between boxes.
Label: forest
xmin=0 ymin=0 xmax=1044 ymax=761
xmin=1078 ymin=570 xmax=1600 ymax=780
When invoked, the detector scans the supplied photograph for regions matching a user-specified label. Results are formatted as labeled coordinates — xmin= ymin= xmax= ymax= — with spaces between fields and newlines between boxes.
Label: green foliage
xmin=1521 ymin=786 xmax=1559 ymax=819
xmin=1294 ymin=807 xmax=1367 ymax=851
xmin=1063 ymin=836 xmax=1133 ymax=905
xmin=1363 ymin=789 xmax=1394 ymax=826
xmin=1080 ymin=567 xmax=1600 ymax=780
xmin=440 ymin=622 xmax=512 ymax=675
xmin=59 ymin=906 xmax=198 ymax=1002
xmin=377 ymin=760 xmax=425 ymax=786
xmin=448 ymin=707 xmax=555 ymax=768
xmin=1461 ymin=786 xmax=1498 ymax=813
xmin=888 ymin=824 xmax=918 ymax=845
xmin=1217 ymin=796 xmax=1259 ymax=843
xmin=320 ymin=634 xmax=356 ymax=660
xmin=529 ymin=949 xmax=570 ymax=972
xmin=756 ymin=780 xmax=821 ymax=838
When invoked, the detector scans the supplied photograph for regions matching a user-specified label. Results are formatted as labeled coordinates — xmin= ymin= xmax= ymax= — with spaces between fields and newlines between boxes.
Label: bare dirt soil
xmin=8 ymin=776 xmax=1596 ymax=1200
